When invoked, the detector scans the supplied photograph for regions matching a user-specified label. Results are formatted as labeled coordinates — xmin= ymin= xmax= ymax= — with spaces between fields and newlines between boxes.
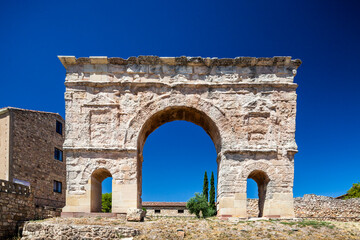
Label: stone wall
xmin=9 ymin=108 xmax=66 ymax=208
xmin=247 ymin=194 xmax=360 ymax=221
xmin=0 ymin=180 xmax=33 ymax=239
xmin=0 ymin=180 xmax=61 ymax=239
xmin=146 ymin=209 xmax=193 ymax=217
xmin=247 ymin=198 xmax=260 ymax=217
xmin=0 ymin=110 xmax=10 ymax=180
xmin=294 ymin=194 xmax=360 ymax=221
xmin=142 ymin=202 xmax=194 ymax=217
xmin=21 ymin=222 xmax=139 ymax=239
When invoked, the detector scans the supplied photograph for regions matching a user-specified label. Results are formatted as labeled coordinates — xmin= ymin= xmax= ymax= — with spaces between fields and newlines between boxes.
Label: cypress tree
xmin=202 ymin=171 xmax=209 ymax=202
xmin=209 ymin=171 xmax=216 ymax=211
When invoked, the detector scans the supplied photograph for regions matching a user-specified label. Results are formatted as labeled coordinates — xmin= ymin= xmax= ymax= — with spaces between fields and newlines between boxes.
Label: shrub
xmin=102 ymin=193 xmax=112 ymax=212
xmin=186 ymin=193 xmax=215 ymax=218
xmin=344 ymin=182 xmax=360 ymax=199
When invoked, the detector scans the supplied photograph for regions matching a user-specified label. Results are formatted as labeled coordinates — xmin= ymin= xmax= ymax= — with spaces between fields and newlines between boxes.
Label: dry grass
xmin=41 ymin=216 xmax=360 ymax=240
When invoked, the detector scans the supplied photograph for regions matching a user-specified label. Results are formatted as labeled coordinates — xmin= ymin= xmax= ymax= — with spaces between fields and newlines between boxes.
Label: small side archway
xmin=247 ymin=170 xmax=270 ymax=217
xmin=240 ymin=161 xmax=276 ymax=218
xmin=90 ymin=168 xmax=112 ymax=212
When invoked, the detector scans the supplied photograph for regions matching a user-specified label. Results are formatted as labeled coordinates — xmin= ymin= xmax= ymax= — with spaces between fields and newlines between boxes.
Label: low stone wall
xmin=0 ymin=180 xmax=61 ymax=239
xmin=34 ymin=206 xmax=62 ymax=220
xmin=294 ymin=194 xmax=360 ymax=221
xmin=247 ymin=198 xmax=260 ymax=217
xmin=142 ymin=202 xmax=195 ymax=217
xmin=0 ymin=180 xmax=34 ymax=238
xmin=146 ymin=208 xmax=193 ymax=217
xmin=247 ymin=194 xmax=360 ymax=220
xmin=21 ymin=222 xmax=140 ymax=239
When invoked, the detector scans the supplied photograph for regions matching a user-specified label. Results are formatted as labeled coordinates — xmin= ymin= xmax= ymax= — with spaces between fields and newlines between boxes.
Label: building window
xmin=56 ymin=120 xmax=63 ymax=135
xmin=178 ymin=209 xmax=184 ymax=214
xmin=53 ymin=180 xmax=62 ymax=193
xmin=54 ymin=148 xmax=63 ymax=161
xmin=155 ymin=209 xmax=161 ymax=214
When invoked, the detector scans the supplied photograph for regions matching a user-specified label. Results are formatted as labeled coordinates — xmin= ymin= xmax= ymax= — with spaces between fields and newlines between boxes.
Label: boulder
xmin=126 ymin=208 xmax=145 ymax=222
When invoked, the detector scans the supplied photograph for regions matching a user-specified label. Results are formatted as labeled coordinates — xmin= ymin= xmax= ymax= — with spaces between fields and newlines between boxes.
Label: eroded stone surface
xmin=127 ymin=208 xmax=145 ymax=222
xmin=21 ymin=222 xmax=139 ymax=239
xmin=60 ymin=55 xmax=301 ymax=218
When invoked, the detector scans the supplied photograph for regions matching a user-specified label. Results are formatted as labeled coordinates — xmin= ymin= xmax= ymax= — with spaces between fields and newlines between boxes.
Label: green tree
xmin=203 ymin=171 xmax=209 ymax=202
xmin=344 ymin=182 xmax=360 ymax=199
xmin=102 ymin=193 xmax=112 ymax=212
xmin=186 ymin=193 xmax=215 ymax=218
xmin=209 ymin=171 xmax=216 ymax=212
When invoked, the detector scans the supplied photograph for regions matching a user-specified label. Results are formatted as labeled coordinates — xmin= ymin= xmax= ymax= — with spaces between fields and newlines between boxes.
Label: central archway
xmin=136 ymin=106 xmax=222 ymax=208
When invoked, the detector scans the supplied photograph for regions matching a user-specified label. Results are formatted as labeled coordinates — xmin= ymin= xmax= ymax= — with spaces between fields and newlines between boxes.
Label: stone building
xmin=142 ymin=202 xmax=193 ymax=216
xmin=59 ymin=55 xmax=301 ymax=218
xmin=0 ymin=107 xmax=66 ymax=208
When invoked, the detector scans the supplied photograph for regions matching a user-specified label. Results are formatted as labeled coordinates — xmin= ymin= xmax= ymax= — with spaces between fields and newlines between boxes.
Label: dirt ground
xmin=41 ymin=216 xmax=360 ymax=240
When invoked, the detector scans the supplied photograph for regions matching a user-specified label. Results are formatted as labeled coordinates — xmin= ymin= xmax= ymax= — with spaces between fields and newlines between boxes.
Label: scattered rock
xmin=228 ymin=217 xmax=240 ymax=223
xmin=20 ymin=217 xmax=360 ymax=240
xmin=127 ymin=208 xmax=146 ymax=222
xmin=21 ymin=222 xmax=139 ymax=239
xmin=176 ymin=229 xmax=185 ymax=238
xmin=248 ymin=217 xmax=269 ymax=221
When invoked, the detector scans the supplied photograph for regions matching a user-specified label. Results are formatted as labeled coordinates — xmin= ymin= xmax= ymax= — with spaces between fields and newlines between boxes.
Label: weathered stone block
xmin=126 ymin=208 xmax=145 ymax=222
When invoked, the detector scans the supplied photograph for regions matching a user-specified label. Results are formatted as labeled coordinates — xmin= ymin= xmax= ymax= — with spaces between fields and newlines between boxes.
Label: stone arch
xmin=240 ymin=161 xmax=281 ymax=217
xmin=78 ymin=156 xmax=123 ymax=185
xmin=132 ymin=97 xmax=224 ymax=207
xmin=137 ymin=106 xmax=221 ymax=154
xmin=240 ymin=161 xmax=277 ymax=182
xmin=124 ymin=94 xmax=229 ymax=152
xmin=90 ymin=168 xmax=112 ymax=212
xmin=60 ymin=55 xmax=299 ymax=218
xmin=247 ymin=170 xmax=270 ymax=217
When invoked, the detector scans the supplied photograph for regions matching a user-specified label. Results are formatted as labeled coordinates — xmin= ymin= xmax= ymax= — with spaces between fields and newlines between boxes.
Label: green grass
xmin=280 ymin=220 xmax=335 ymax=229
xmin=236 ymin=220 xmax=246 ymax=224
xmin=279 ymin=221 xmax=297 ymax=226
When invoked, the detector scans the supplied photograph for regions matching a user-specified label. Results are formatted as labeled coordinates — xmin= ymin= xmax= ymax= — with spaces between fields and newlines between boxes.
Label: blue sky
xmin=1 ymin=0 xmax=359 ymax=200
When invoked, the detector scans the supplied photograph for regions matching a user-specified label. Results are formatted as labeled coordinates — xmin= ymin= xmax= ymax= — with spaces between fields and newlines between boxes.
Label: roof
xmin=58 ymin=55 xmax=302 ymax=68
xmin=142 ymin=202 xmax=187 ymax=207
xmin=0 ymin=107 xmax=64 ymax=120
xmin=335 ymin=193 xmax=348 ymax=199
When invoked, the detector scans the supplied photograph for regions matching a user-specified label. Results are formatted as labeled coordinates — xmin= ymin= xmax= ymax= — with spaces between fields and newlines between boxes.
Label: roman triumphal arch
xmin=59 ymin=55 xmax=301 ymax=218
